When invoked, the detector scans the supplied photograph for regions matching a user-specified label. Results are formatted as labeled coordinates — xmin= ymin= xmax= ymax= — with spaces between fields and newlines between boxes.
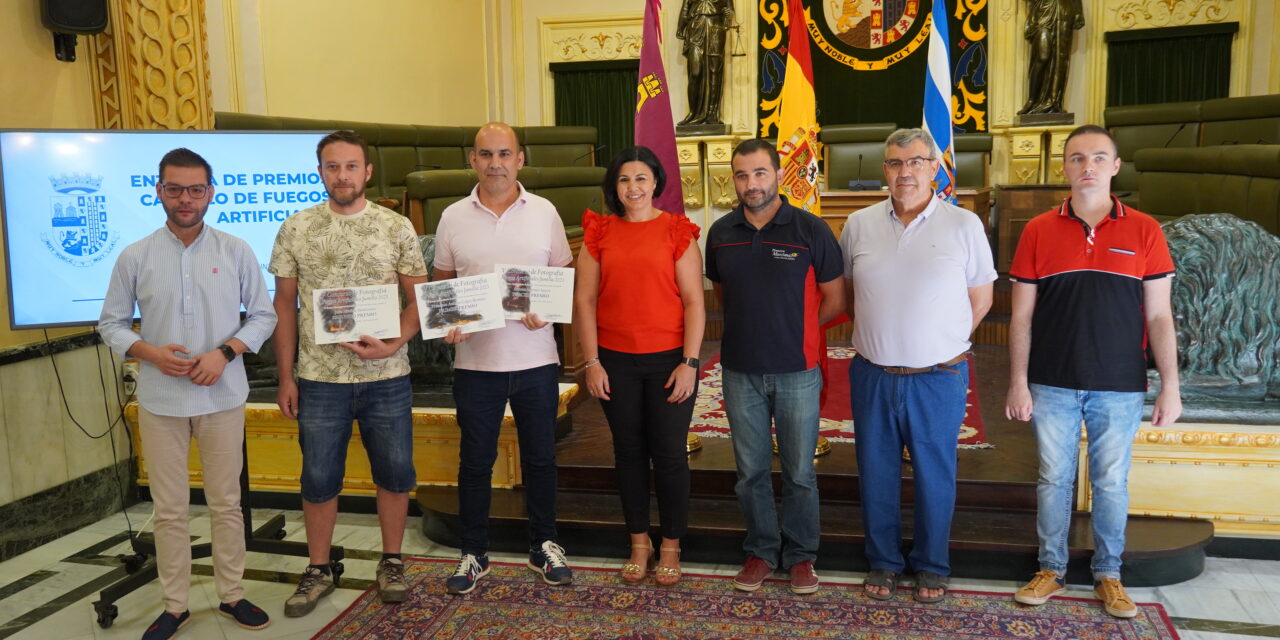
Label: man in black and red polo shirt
xmin=1005 ymin=125 xmax=1182 ymax=619
xmin=705 ymin=138 xmax=845 ymax=595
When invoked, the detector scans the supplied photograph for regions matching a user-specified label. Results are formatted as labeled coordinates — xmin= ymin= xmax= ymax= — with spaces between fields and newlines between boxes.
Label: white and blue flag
xmin=922 ymin=0 xmax=958 ymax=204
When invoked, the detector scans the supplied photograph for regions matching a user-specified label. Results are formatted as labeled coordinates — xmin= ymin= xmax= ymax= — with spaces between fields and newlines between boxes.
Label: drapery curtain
xmin=551 ymin=61 xmax=639 ymax=165
xmin=1106 ymin=24 xmax=1237 ymax=107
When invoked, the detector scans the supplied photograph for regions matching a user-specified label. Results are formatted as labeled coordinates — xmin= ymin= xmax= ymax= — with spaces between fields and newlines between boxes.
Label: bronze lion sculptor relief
xmin=1155 ymin=214 xmax=1280 ymax=424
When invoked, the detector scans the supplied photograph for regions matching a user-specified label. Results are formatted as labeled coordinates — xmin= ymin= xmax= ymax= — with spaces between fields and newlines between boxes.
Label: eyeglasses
xmin=883 ymin=157 xmax=935 ymax=171
xmin=159 ymin=183 xmax=210 ymax=198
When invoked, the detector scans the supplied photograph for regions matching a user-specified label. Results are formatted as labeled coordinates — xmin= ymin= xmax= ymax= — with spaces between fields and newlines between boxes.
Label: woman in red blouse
xmin=574 ymin=146 xmax=705 ymax=585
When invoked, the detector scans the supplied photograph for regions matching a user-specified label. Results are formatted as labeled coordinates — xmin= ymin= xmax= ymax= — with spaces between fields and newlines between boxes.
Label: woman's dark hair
xmin=602 ymin=145 xmax=666 ymax=214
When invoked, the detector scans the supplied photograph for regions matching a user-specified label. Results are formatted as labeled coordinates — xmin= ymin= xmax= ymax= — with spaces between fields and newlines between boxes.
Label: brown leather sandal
xmin=620 ymin=542 xmax=654 ymax=584
xmin=655 ymin=546 xmax=682 ymax=586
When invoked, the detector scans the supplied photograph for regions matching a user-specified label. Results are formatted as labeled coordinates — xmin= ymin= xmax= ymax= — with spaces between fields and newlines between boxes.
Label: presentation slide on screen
xmin=0 ymin=130 xmax=329 ymax=328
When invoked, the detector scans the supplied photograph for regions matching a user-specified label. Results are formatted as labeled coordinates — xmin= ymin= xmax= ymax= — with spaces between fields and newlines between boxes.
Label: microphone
xmin=1161 ymin=122 xmax=1187 ymax=148
xmin=574 ymin=144 xmax=607 ymax=164
xmin=847 ymin=153 xmax=882 ymax=191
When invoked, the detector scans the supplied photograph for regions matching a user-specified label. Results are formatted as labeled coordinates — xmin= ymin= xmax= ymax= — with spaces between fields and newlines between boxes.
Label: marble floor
xmin=0 ymin=503 xmax=1276 ymax=639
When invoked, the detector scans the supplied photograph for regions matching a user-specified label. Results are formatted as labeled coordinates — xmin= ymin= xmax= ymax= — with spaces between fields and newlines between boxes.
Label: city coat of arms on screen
xmin=41 ymin=173 xmax=117 ymax=267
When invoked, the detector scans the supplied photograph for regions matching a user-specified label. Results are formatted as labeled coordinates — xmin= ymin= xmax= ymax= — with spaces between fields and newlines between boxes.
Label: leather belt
xmin=857 ymin=352 xmax=967 ymax=375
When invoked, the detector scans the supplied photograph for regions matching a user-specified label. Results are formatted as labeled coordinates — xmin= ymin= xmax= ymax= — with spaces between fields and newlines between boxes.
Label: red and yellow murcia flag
xmin=635 ymin=0 xmax=684 ymax=214
xmin=776 ymin=0 xmax=821 ymax=215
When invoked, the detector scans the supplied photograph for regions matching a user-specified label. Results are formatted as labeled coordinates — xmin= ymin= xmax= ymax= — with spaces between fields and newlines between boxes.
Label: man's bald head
xmin=471 ymin=121 xmax=525 ymax=200
xmin=474 ymin=122 xmax=520 ymax=151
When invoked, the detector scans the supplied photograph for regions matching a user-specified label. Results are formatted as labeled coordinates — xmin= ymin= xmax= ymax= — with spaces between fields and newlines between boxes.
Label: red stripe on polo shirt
xmin=763 ymin=241 xmax=811 ymax=251
xmin=803 ymin=266 xmax=821 ymax=369
xmin=1010 ymin=196 xmax=1173 ymax=284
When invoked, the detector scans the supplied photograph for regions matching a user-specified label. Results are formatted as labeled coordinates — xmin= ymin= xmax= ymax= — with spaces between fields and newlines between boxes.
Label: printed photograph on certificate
xmin=312 ymin=283 xmax=401 ymax=345
xmin=416 ymin=273 xmax=505 ymax=339
xmin=495 ymin=264 xmax=574 ymax=323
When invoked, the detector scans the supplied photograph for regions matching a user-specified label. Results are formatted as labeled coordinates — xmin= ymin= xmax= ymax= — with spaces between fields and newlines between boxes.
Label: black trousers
xmin=597 ymin=347 xmax=696 ymax=540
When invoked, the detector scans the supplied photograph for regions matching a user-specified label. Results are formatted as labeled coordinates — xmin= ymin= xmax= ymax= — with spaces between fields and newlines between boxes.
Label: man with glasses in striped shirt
xmin=100 ymin=147 xmax=277 ymax=639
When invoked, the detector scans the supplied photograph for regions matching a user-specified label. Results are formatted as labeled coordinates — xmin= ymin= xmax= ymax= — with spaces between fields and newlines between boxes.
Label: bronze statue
xmin=1018 ymin=0 xmax=1084 ymax=115
xmin=677 ymin=0 xmax=734 ymax=126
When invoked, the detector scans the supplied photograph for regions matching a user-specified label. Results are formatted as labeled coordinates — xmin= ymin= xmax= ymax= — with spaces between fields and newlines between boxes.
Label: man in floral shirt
xmin=269 ymin=130 xmax=428 ymax=617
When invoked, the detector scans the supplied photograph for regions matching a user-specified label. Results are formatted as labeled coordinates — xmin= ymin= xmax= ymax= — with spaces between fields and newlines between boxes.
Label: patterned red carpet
xmin=692 ymin=348 xmax=992 ymax=448
xmin=313 ymin=560 xmax=1178 ymax=639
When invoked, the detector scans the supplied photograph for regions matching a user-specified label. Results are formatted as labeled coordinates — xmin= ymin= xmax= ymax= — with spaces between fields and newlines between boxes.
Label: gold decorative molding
xmin=550 ymin=31 xmax=642 ymax=62
xmin=1011 ymin=160 xmax=1041 ymax=184
xmin=89 ymin=20 xmax=124 ymax=129
xmin=92 ymin=0 xmax=215 ymax=130
xmin=1111 ymin=0 xmax=1236 ymax=29
xmin=1135 ymin=429 xmax=1280 ymax=448
xmin=130 ymin=385 xmax=578 ymax=493
xmin=1079 ymin=420 xmax=1280 ymax=537
xmin=711 ymin=172 xmax=736 ymax=209
xmin=681 ymin=170 xmax=704 ymax=209
xmin=538 ymin=14 xmax=642 ymax=124
xmin=707 ymin=144 xmax=732 ymax=163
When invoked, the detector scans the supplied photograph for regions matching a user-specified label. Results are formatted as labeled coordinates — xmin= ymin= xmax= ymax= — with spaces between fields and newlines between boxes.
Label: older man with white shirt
xmin=840 ymin=128 xmax=995 ymax=604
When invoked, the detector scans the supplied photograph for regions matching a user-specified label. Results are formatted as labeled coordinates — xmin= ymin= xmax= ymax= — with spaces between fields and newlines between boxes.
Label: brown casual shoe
xmin=788 ymin=561 xmax=819 ymax=594
xmin=1094 ymin=578 xmax=1138 ymax=618
xmin=284 ymin=567 xmax=334 ymax=617
xmin=1014 ymin=570 xmax=1066 ymax=606
xmin=377 ymin=558 xmax=408 ymax=603
xmin=732 ymin=556 xmax=773 ymax=592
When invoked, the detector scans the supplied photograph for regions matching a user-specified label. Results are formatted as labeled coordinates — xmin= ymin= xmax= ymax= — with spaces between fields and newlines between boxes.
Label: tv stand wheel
xmin=117 ymin=553 xmax=147 ymax=574
xmin=94 ymin=602 xmax=118 ymax=628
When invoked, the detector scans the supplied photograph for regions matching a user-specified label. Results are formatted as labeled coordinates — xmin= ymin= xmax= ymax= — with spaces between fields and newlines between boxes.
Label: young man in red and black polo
xmin=1005 ymin=125 xmax=1182 ymax=619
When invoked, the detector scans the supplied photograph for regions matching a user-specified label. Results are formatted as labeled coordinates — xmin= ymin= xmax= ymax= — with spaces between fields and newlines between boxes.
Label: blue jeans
xmin=722 ymin=366 xmax=822 ymax=569
xmin=454 ymin=363 xmax=560 ymax=556
xmin=850 ymin=356 xmax=968 ymax=577
xmin=297 ymin=375 xmax=416 ymax=503
xmin=1030 ymin=383 xmax=1144 ymax=579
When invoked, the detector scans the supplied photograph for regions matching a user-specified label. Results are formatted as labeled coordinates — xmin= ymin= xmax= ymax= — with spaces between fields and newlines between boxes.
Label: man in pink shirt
xmin=433 ymin=122 xmax=575 ymax=594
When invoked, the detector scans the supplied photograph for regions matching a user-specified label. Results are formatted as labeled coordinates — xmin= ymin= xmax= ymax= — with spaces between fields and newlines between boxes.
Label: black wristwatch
xmin=218 ymin=344 xmax=236 ymax=362
xmin=680 ymin=356 xmax=699 ymax=369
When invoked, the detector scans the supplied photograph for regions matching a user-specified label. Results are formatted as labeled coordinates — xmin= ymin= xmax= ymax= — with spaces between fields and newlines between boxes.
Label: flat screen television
xmin=0 ymin=129 xmax=329 ymax=329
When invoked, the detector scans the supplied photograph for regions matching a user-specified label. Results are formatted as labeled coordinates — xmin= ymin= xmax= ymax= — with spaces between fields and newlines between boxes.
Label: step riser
xmin=421 ymin=511 xmax=1206 ymax=587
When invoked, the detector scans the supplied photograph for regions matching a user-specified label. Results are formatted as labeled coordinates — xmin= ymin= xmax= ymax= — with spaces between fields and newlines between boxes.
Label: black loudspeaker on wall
xmin=42 ymin=0 xmax=109 ymax=62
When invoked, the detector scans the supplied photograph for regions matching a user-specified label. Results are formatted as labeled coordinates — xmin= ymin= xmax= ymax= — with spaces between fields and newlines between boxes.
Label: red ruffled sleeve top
xmin=582 ymin=210 xmax=700 ymax=354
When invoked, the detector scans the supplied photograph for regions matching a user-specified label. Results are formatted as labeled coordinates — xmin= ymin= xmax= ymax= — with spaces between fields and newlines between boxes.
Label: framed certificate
xmin=312 ymin=284 xmax=401 ymax=345
xmin=495 ymin=264 xmax=574 ymax=323
xmin=415 ymin=274 xmax=505 ymax=339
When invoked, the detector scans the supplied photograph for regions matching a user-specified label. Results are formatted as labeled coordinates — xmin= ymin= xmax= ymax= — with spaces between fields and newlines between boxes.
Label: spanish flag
xmin=776 ymin=0 xmax=821 ymax=216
